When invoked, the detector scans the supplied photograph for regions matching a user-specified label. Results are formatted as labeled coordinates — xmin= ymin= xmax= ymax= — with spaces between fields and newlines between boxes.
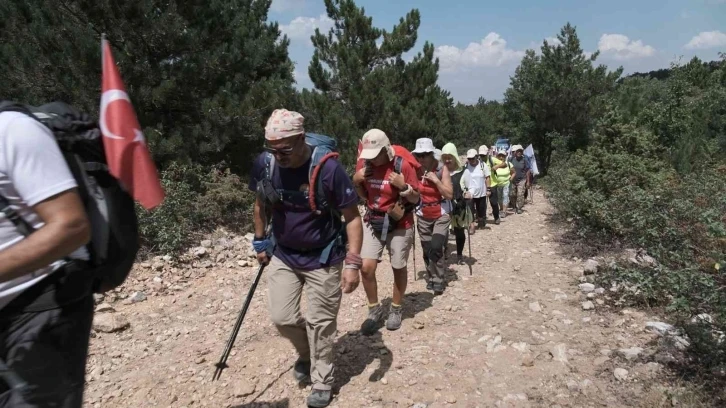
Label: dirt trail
xmin=84 ymin=188 xmax=675 ymax=408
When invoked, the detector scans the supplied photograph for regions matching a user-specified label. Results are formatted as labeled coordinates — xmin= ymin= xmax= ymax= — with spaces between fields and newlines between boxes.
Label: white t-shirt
xmin=0 ymin=112 xmax=89 ymax=310
xmin=462 ymin=161 xmax=490 ymax=198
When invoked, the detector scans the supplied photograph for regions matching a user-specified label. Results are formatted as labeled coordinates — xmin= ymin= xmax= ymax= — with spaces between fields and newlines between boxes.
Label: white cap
xmin=412 ymin=138 xmax=436 ymax=154
xmin=360 ymin=129 xmax=394 ymax=160
xmin=479 ymin=145 xmax=489 ymax=155
xmin=466 ymin=149 xmax=478 ymax=159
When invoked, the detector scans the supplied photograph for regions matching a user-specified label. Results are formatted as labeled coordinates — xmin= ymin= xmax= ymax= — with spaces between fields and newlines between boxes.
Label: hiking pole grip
xmin=212 ymin=262 xmax=266 ymax=381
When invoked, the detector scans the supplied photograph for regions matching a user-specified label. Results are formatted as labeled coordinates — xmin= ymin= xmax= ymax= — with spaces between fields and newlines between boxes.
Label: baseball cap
xmin=479 ymin=145 xmax=489 ymax=155
xmin=466 ymin=149 xmax=478 ymax=159
xmin=412 ymin=138 xmax=436 ymax=154
xmin=359 ymin=129 xmax=393 ymax=160
xmin=512 ymin=144 xmax=524 ymax=152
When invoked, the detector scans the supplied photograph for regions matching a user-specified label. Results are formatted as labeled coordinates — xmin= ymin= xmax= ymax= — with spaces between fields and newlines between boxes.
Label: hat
xmin=360 ymin=129 xmax=394 ymax=160
xmin=264 ymin=109 xmax=305 ymax=140
xmin=512 ymin=144 xmax=524 ymax=152
xmin=412 ymin=138 xmax=436 ymax=154
xmin=479 ymin=145 xmax=489 ymax=155
xmin=433 ymin=149 xmax=442 ymax=161
xmin=466 ymin=149 xmax=478 ymax=159
xmin=496 ymin=148 xmax=507 ymax=156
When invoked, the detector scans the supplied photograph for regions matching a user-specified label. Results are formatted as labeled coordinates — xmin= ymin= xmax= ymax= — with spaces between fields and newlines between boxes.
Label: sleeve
xmin=3 ymin=116 xmax=77 ymax=206
xmin=460 ymin=170 xmax=468 ymax=190
xmin=481 ymin=163 xmax=491 ymax=178
xmin=324 ymin=159 xmax=358 ymax=210
xmin=247 ymin=153 xmax=266 ymax=193
xmin=402 ymin=161 xmax=419 ymax=191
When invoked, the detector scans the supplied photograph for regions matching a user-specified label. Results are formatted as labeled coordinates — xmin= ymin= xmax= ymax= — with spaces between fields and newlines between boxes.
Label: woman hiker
xmin=412 ymin=138 xmax=453 ymax=295
xmin=441 ymin=143 xmax=471 ymax=265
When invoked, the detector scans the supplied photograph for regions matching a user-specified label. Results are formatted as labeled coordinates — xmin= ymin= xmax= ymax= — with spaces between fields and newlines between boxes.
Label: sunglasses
xmin=413 ymin=152 xmax=433 ymax=158
xmin=263 ymin=146 xmax=295 ymax=156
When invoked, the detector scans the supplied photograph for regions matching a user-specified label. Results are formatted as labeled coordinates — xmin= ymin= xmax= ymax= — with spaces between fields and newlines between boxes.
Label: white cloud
xmin=684 ymin=30 xmax=726 ymax=49
xmin=279 ymin=14 xmax=334 ymax=45
xmin=597 ymin=34 xmax=656 ymax=60
xmin=544 ymin=36 xmax=562 ymax=46
xmin=435 ymin=33 xmax=525 ymax=73
xmin=270 ymin=0 xmax=305 ymax=13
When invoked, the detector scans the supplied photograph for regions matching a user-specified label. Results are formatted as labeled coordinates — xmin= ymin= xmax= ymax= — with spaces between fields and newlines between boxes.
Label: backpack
xmin=262 ymin=133 xmax=345 ymax=264
xmin=0 ymin=101 xmax=140 ymax=294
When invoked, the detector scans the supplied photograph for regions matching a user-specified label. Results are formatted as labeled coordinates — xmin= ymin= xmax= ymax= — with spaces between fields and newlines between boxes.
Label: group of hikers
xmin=0 ymin=104 xmax=531 ymax=408
xmin=251 ymin=109 xmax=533 ymax=407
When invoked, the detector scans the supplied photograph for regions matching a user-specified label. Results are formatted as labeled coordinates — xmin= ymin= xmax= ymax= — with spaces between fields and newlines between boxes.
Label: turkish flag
xmin=100 ymin=38 xmax=164 ymax=209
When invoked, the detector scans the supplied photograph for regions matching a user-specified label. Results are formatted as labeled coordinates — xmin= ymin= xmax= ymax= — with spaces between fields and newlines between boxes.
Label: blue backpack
xmin=262 ymin=133 xmax=346 ymax=264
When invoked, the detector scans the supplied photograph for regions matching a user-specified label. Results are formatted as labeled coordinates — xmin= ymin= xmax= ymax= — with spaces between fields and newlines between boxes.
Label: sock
xmin=391 ymin=303 xmax=401 ymax=308
xmin=368 ymin=302 xmax=380 ymax=308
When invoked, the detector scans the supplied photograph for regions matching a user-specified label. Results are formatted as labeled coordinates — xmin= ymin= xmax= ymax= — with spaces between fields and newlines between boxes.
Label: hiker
xmin=479 ymin=145 xmax=501 ymax=225
xmin=492 ymin=148 xmax=514 ymax=218
xmin=461 ymin=148 xmax=491 ymax=234
xmin=0 ymin=109 xmax=93 ymax=407
xmin=249 ymin=109 xmax=363 ymax=408
xmin=412 ymin=138 xmax=453 ymax=295
xmin=353 ymin=129 xmax=419 ymax=335
xmin=441 ymin=143 xmax=471 ymax=265
xmin=509 ymin=144 xmax=531 ymax=214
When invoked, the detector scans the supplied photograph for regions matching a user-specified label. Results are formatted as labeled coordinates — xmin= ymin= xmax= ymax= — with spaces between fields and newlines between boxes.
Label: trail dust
xmin=83 ymin=188 xmax=683 ymax=407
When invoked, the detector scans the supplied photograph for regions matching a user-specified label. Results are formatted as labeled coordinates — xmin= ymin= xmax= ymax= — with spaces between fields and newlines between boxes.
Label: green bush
xmin=136 ymin=162 xmax=255 ymax=255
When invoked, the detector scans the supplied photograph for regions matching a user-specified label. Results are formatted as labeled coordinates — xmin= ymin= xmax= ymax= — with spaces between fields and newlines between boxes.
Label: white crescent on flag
xmin=100 ymin=89 xmax=146 ymax=143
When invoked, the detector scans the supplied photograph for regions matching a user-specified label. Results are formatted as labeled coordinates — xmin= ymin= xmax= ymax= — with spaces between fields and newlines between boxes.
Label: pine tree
xmin=0 ymin=0 xmax=295 ymax=172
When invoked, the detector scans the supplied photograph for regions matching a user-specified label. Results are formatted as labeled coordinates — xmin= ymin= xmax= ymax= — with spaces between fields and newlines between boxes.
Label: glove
xmin=252 ymin=238 xmax=271 ymax=254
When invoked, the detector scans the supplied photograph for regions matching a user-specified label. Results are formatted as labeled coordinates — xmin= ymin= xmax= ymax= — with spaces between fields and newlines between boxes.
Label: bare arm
xmin=253 ymin=196 xmax=266 ymax=237
xmin=340 ymin=205 xmax=362 ymax=256
xmin=0 ymin=189 xmax=90 ymax=284
xmin=435 ymin=167 xmax=453 ymax=200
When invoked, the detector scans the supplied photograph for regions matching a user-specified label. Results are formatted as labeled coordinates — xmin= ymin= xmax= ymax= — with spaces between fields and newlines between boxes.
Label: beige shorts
xmin=361 ymin=222 xmax=414 ymax=269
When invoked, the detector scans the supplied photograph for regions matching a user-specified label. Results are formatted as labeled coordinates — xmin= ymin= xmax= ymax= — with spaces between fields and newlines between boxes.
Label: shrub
xmin=136 ymin=161 xmax=255 ymax=255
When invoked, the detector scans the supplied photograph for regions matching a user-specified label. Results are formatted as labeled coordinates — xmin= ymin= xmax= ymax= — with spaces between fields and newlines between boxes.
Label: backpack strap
xmin=394 ymin=156 xmax=403 ymax=174
xmin=308 ymin=150 xmax=340 ymax=214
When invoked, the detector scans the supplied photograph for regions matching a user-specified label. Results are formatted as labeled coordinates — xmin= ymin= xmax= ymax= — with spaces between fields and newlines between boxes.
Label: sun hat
xmin=478 ymin=145 xmax=489 ymax=155
xmin=466 ymin=149 xmax=478 ymax=159
xmin=412 ymin=138 xmax=436 ymax=154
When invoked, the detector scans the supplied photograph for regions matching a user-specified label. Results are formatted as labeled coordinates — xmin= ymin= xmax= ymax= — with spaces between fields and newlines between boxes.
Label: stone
xmin=645 ymin=321 xmax=676 ymax=336
xmin=445 ymin=395 xmax=457 ymax=404
xmin=486 ymin=335 xmax=503 ymax=353
xmin=578 ymin=283 xmax=595 ymax=293
xmin=582 ymin=301 xmax=595 ymax=310
xmin=193 ymin=247 xmax=207 ymax=257
xmin=566 ymin=379 xmax=580 ymax=392
xmin=554 ymin=293 xmax=568 ymax=301
xmin=551 ymin=343 xmax=568 ymax=363
xmin=95 ymin=303 xmax=115 ymax=313
xmin=201 ymin=240 xmax=213 ymax=248
xmin=529 ymin=302 xmax=542 ymax=312
xmin=237 ymin=260 xmax=249 ymax=268
xmin=512 ymin=342 xmax=529 ymax=352
xmin=129 ymin=291 xmax=146 ymax=303
xmin=594 ymin=287 xmax=605 ymax=294
xmin=521 ymin=356 xmax=535 ymax=367
xmin=233 ymin=381 xmax=256 ymax=397
xmin=593 ymin=356 xmax=609 ymax=366
xmin=691 ymin=314 xmax=713 ymax=324
xmin=413 ymin=321 xmax=425 ymax=330
xmin=380 ymin=378 xmax=388 ymax=385
xmin=583 ymin=259 xmax=599 ymax=275
xmin=92 ymin=293 xmax=104 ymax=304
xmin=616 ymin=347 xmax=644 ymax=361
xmin=586 ymin=293 xmax=596 ymax=299
xmin=613 ymin=368 xmax=628 ymax=381
xmin=93 ymin=313 xmax=130 ymax=333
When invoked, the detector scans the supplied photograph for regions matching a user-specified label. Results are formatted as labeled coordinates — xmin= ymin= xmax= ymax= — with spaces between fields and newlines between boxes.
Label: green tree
xmin=504 ymin=23 xmax=622 ymax=173
xmin=305 ymin=0 xmax=453 ymax=153
xmin=0 ymin=0 xmax=295 ymax=173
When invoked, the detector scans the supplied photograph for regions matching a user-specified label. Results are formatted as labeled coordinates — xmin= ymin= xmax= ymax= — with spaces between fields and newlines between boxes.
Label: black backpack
xmin=0 ymin=101 xmax=139 ymax=293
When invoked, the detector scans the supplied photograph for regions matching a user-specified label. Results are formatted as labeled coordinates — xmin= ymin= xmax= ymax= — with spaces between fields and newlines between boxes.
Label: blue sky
xmin=270 ymin=0 xmax=726 ymax=103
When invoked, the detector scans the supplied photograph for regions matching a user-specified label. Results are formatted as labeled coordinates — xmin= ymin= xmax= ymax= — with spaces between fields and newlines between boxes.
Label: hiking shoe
xmin=495 ymin=218 xmax=501 ymax=225
xmin=360 ymin=304 xmax=385 ymax=336
xmin=307 ymin=389 xmax=332 ymax=408
xmin=457 ymin=255 xmax=465 ymax=265
xmin=516 ymin=209 xmax=523 ymax=214
xmin=293 ymin=359 xmax=311 ymax=384
xmin=386 ymin=306 xmax=403 ymax=331
xmin=432 ymin=282 xmax=445 ymax=295
xmin=426 ymin=280 xmax=434 ymax=291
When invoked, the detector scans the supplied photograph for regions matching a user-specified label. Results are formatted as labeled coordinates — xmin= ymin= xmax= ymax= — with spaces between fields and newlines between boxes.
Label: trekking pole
xmin=213 ymin=261 xmax=266 ymax=381
xmin=466 ymin=227 xmax=472 ymax=276
xmin=413 ymin=221 xmax=417 ymax=281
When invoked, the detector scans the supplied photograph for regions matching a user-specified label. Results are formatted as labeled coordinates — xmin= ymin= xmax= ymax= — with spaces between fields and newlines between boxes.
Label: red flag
xmin=100 ymin=37 xmax=165 ymax=209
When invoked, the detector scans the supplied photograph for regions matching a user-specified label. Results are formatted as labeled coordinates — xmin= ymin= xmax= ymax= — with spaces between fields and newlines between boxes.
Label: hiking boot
xmin=516 ymin=209 xmax=523 ymax=214
xmin=307 ymin=389 xmax=332 ymax=408
xmin=501 ymin=212 xmax=507 ymax=218
xmin=293 ymin=359 xmax=311 ymax=384
xmin=457 ymin=255 xmax=465 ymax=265
xmin=360 ymin=304 xmax=385 ymax=336
xmin=432 ymin=282 xmax=445 ymax=295
xmin=386 ymin=306 xmax=403 ymax=331
xmin=426 ymin=280 xmax=433 ymax=291
xmin=495 ymin=218 xmax=501 ymax=225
